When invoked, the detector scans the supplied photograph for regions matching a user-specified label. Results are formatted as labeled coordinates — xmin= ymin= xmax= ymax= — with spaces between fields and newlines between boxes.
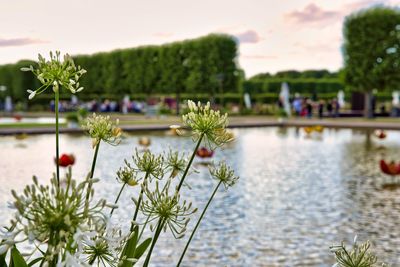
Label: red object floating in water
xmin=13 ymin=115 xmax=22 ymax=121
xmin=375 ymin=130 xmax=387 ymax=139
xmin=196 ymin=147 xmax=214 ymax=158
xmin=56 ymin=154 xmax=75 ymax=167
xmin=380 ymin=159 xmax=400 ymax=176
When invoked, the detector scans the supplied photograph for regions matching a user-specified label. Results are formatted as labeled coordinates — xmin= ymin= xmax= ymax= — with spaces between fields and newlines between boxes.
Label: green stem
xmin=176 ymin=181 xmax=222 ymax=267
xmin=90 ymin=142 xmax=101 ymax=179
xmin=177 ymin=133 xmax=204 ymax=191
xmin=130 ymin=172 xmax=150 ymax=231
xmin=138 ymin=178 xmax=170 ymax=240
xmin=143 ymin=219 xmax=164 ymax=267
xmin=140 ymin=135 xmax=205 ymax=264
xmin=55 ymin=90 xmax=60 ymax=188
xmin=84 ymin=142 xmax=100 ymax=215
xmin=110 ymin=182 xmax=126 ymax=216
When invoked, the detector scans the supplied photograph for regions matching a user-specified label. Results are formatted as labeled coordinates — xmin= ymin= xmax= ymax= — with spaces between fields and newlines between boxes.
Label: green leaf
xmin=28 ymin=257 xmax=43 ymax=267
xmin=119 ymin=226 xmax=139 ymax=267
xmin=10 ymin=247 xmax=28 ymax=267
xmin=0 ymin=251 xmax=7 ymax=267
xmin=133 ymin=238 xmax=152 ymax=260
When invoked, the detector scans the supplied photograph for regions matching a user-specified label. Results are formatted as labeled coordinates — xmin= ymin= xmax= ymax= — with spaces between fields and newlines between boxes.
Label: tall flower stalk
xmin=82 ymin=114 xmax=122 ymax=214
xmin=22 ymin=51 xmax=86 ymax=187
xmin=130 ymin=150 xmax=164 ymax=226
xmin=141 ymin=180 xmax=196 ymax=267
xmin=177 ymin=162 xmax=238 ymax=266
xmin=143 ymin=100 xmax=234 ymax=266
xmin=111 ymin=162 xmax=139 ymax=216
xmin=55 ymin=90 xmax=60 ymax=183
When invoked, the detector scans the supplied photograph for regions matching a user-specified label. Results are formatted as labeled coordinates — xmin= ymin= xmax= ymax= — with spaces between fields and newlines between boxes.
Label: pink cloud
xmin=0 ymin=37 xmax=47 ymax=47
xmin=285 ymin=1 xmax=390 ymax=26
xmin=234 ymin=30 xmax=262 ymax=44
xmin=285 ymin=3 xmax=340 ymax=24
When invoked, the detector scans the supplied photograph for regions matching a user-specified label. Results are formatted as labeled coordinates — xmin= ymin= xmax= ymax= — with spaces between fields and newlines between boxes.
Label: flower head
xmin=330 ymin=239 xmax=380 ymax=267
xmin=132 ymin=149 xmax=164 ymax=180
xmin=8 ymin=169 xmax=106 ymax=261
xmin=116 ymin=160 xmax=140 ymax=186
xmin=209 ymin=162 xmax=239 ymax=189
xmin=82 ymin=114 xmax=122 ymax=148
xmin=182 ymin=100 xmax=233 ymax=148
xmin=70 ymin=220 xmax=128 ymax=266
xmin=140 ymin=180 xmax=196 ymax=239
xmin=166 ymin=150 xmax=187 ymax=178
xmin=82 ymin=237 xmax=117 ymax=266
xmin=22 ymin=51 xmax=86 ymax=99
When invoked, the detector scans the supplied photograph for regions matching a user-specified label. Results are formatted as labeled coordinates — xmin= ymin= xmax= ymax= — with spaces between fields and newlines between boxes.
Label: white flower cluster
xmin=3 ymin=170 xmax=106 ymax=262
xmin=22 ymin=51 xmax=86 ymax=99
xmin=82 ymin=114 xmax=122 ymax=148
xmin=209 ymin=161 xmax=239 ymax=189
xmin=183 ymin=100 xmax=233 ymax=147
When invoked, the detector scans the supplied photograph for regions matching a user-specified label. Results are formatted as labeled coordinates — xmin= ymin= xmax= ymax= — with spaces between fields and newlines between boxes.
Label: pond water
xmin=1 ymin=127 xmax=400 ymax=266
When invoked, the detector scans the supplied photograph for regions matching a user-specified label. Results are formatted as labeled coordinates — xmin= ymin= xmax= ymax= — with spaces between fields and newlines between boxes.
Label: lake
xmin=0 ymin=127 xmax=399 ymax=266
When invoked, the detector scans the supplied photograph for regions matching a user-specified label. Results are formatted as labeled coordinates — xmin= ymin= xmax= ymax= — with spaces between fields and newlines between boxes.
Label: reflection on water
xmin=1 ymin=127 xmax=400 ymax=266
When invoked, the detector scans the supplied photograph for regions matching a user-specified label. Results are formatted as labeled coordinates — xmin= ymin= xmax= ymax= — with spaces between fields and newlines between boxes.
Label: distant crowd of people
xmin=48 ymin=97 xmax=178 ymax=114
xmin=279 ymin=96 xmax=341 ymax=118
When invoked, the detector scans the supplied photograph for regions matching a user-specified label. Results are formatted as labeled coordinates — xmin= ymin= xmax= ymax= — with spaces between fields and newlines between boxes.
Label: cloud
xmin=285 ymin=3 xmax=341 ymax=25
xmin=285 ymin=1 xmax=391 ymax=26
xmin=233 ymin=30 xmax=262 ymax=44
xmin=0 ymin=37 xmax=46 ymax=47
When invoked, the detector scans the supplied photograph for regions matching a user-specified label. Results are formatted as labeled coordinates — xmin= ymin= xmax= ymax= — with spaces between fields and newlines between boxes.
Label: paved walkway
xmin=1 ymin=116 xmax=400 ymax=135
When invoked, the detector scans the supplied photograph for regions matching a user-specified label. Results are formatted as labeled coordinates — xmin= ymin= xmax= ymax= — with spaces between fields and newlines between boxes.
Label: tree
xmin=343 ymin=6 xmax=400 ymax=117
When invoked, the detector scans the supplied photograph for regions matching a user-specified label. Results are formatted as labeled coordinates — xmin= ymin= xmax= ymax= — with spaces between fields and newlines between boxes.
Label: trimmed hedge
xmin=243 ymin=79 xmax=344 ymax=95
xmin=0 ymin=34 xmax=240 ymax=103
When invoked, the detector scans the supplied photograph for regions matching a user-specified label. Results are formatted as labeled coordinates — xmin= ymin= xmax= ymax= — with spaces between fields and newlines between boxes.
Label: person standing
xmin=306 ymin=98 xmax=313 ymax=118
xmin=332 ymin=98 xmax=340 ymax=118
xmin=318 ymin=100 xmax=325 ymax=119
xmin=327 ymin=100 xmax=333 ymax=117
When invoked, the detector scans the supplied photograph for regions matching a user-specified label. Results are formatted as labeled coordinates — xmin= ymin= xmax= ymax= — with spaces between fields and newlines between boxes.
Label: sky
xmin=1 ymin=0 xmax=399 ymax=77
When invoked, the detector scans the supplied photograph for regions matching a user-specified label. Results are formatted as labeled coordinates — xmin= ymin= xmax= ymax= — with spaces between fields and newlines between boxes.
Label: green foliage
xmin=0 ymin=35 xmax=239 ymax=103
xmin=343 ymin=6 xmax=400 ymax=92
xmin=10 ymin=247 xmax=28 ymax=267
xmin=330 ymin=239 xmax=384 ymax=267
xmin=245 ymin=69 xmax=344 ymax=102
xmin=244 ymin=78 xmax=343 ymax=95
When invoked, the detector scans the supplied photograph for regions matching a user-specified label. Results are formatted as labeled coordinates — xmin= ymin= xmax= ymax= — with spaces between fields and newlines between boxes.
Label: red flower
xmin=196 ymin=147 xmax=214 ymax=158
xmin=380 ymin=160 xmax=400 ymax=176
xmin=56 ymin=154 xmax=75 ymax=167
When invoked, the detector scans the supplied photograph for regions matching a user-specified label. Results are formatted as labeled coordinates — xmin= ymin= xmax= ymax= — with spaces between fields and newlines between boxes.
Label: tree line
xmin=244 ymin=70 xmax=343 ymax=98
xmin=0 ymin=34 xmax=241 ymax=104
